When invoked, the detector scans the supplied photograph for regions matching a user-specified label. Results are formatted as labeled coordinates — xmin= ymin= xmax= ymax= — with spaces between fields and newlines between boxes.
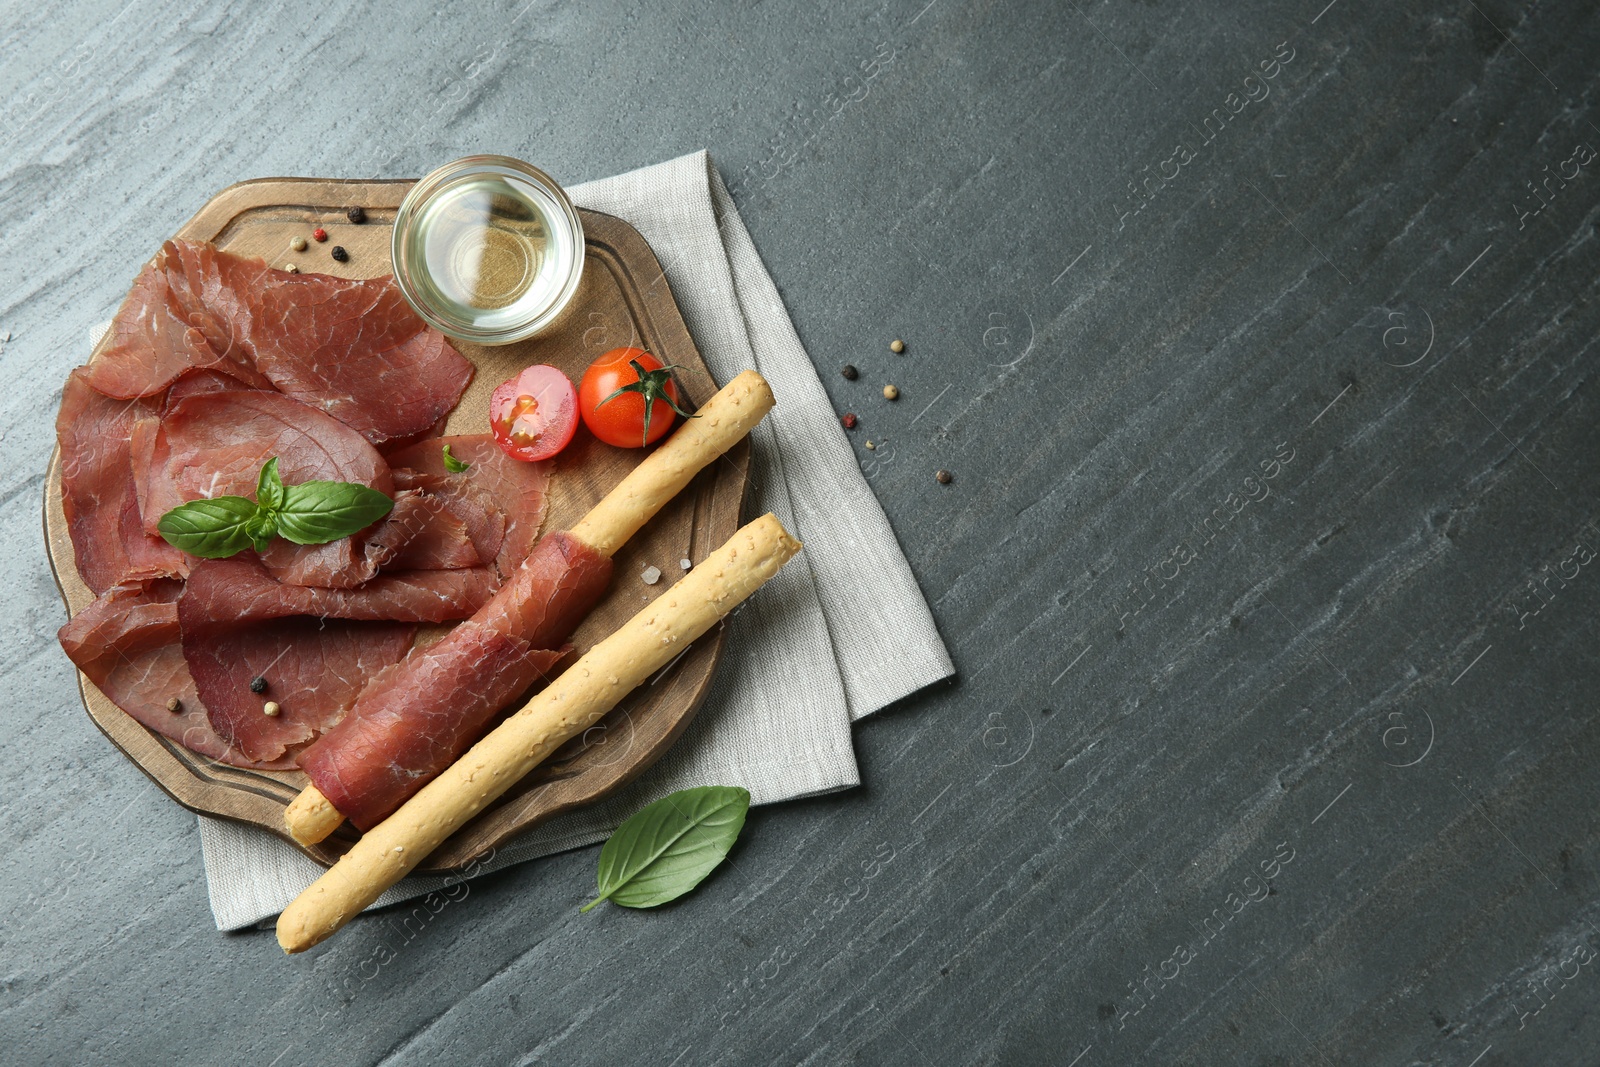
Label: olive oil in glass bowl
xmin=392 ymin=156 xmax=585 ymax=344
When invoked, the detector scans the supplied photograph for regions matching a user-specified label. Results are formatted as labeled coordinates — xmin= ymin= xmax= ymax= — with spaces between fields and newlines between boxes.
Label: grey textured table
xmin=6 ymin=1 xmax=1600 ymax=1063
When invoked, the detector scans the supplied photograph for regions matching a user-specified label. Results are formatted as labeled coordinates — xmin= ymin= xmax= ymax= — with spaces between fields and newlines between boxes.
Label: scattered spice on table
xmin=841 ymin=412 xmax=858 ymax=429
xmin=284 ymin=264 xmax=300 ymax=274
xmin=841 ymin=364 xmax=859 ymax=380
xmin=166 ymin=697 xmax=183 ymax=714
xmin=865 ymin=440 xmax=876 ymax=450
xmin=263 ymin=701 xmax=282 ymax=717
xmin=641 ymin=565 xmax=662 ymax=585
xmin=680 ymin=558 xmax=693 ymax=570
xmin=890 ymin=339 xmax=905 ymax=353
xmin=290 ymin=236 xmax=308 ymax=252
xmin=330 ymin=246 xmax=349 ymax=263
xmin=346 ymin=206 xmax=367 ymax=224
xmin=312 ymin=228 xmax=328 ymax=242
xmin=936 ymin=469 xmax=953 ymax=484
xmin=249 ymin=675 xmax=267 ymax=694
xmin=883 ymin=384 xmax=899 ymax=401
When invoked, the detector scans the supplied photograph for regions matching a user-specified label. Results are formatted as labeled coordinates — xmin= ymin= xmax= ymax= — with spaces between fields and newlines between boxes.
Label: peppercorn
xmin=865 ymin=440 xmax=876 ymax=450
xmin=263 ymin=701 xmax=281 ymax=717
xmin=890 ymin=339 xmax=905 ymax=353
xmin=166 ymin=697 xmax=183 ymax=714
xmin=312 ymin=228 xmax=328 ymax=242
xmin=249 ymin=675 xmax=267 ymax=694
xmin=936 ymin=469 xmax=953 ymax=484
xmin=290 ymin=236 xmax=308 ymax=252
xmin=841 ymin=412 xmax=858 ymax=429
xmin=347 ymin=206 xmax=367 ymax=224
xmin=883 ymin=384 xmax=899 ymax=401
xmin=284 ymin=264 xmax=300 ymax=274
xmin=330 ymin=246 xmax=349 ymax=263
xmin=841 ymin=364 xmax=859 ymax=380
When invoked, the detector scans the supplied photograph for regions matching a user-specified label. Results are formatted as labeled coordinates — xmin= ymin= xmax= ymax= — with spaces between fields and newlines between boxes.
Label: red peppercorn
xmin=312 ymin=228 xmax=328 ymax=242
xmin=841 ymin=413 xmax=858 ymax=429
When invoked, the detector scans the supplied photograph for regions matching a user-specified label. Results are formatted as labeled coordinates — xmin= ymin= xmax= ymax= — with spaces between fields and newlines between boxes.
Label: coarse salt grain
xmin=680 ymin=558 xmax=692 ymax=570
xmin=641 ymin=565 xmax=662 ymax=585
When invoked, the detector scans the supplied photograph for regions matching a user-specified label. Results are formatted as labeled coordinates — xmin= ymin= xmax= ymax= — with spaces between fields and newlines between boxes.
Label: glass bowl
xmin=391 ymin=155 xmax=585 ymax=345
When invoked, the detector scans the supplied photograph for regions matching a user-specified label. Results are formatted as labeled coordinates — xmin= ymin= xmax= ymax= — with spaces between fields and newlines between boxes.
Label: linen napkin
xmin=106 ymin=150 xmax=953 ymax=930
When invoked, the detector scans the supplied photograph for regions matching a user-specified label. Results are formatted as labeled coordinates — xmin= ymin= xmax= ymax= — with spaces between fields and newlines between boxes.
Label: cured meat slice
xmin=299 ymin=625 xmax=568 ymax=830
xmin=81 ymin=241 xmax=272 ymax=399
xmin=138 ymin=388 xmax=393 ymax=532
xmin=56 ymin=582 xmax=294 ymax=770
xmin=182 ymin=557 xmax=497 ymax=626
xmin=183 ymin=614 xmax=416 ymax=765
xmin=83 ymin=239 xmax=472 ymax=444
xmin=386 ymin=435 xmax=550 ymax=578
xmin=298 ymin=531 xmax=614 ymax=829
xmin=363 ymin=489 xmax=481 ymax=572
xmin=57 ymin=369 xmax=186 ymax=594
xmin=243 ymin=266 xmax=474 ymax=444
xmin=138 ymin=388 xmax=398 ymax=589
xmin=393 ymin=470 xmax=507 ymax=572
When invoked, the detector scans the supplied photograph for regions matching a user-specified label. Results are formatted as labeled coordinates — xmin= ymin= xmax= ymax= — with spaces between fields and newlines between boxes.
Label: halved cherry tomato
xmin=489 ymin=364 xmax=578 ymax=461
xmin=578 ymin=347 xmax=693 ymax=448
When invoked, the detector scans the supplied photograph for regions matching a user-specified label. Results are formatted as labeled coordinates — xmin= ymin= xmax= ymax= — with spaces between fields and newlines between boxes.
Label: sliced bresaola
xmin=181 ymin=556 xmax=498 ymax=626
xmin=177 ymin=603 xmax=416 ymax=765
xmin=56 ymin=369 xmax=187 ymax=594
xmin=80 ymin=241 xmax=273 ymax=400
xmin=386 ymin=434 xmax=551 ymax=579
xmin=137 ymin=388 xmax=401 ymax=589
xmin=298 ymin=624 xmax=568 ymax=830
xmin=298 ymin=531 xmax=614 ymax=829
xmin=392 ymin=470 xmax=507 ymax=572
xmin=364 ymin=489 xmax=482 ymax=572
xmin=83 ymin=239 xmax=472 ymax=443
xmin=241 ymin=263 xmax=474 ymax=444
xmin=57 ymin=581 xmax=295 ymax=770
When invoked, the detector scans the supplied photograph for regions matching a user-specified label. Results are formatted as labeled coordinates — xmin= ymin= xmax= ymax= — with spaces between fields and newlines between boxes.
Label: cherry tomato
xmin=489 ymin=364 xmax=578 ymax=462
xmin=578 ymin=348 xmax=691 ymax=448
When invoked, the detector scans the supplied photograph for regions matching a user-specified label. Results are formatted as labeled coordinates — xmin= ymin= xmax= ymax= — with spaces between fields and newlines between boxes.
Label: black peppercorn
xmin=346 ymin=206 xmax=367 ymax=224
xmin=330 ymin=245 xmax=349 ymax=263
xmin=936 ymin=469 xmax=953 ymax=485
xmin=841 ymin=364 xmax=859 ymax=380
xmin=250 ymin=676 xmax=267 ymax=694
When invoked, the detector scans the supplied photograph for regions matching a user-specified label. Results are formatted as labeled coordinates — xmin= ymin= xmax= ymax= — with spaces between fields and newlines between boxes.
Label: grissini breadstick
xmin=277 ymin=512 xmax=801 ymax=953
xmin=283 ymin=370 xmax=775 ymax=847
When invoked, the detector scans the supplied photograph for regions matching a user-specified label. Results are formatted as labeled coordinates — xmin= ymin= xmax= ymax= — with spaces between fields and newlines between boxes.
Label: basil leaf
xmin=582 ymin=786 xmax=749 ymax=912
xmin=256 ymin=456 xmax=286 ymax=513
xmin=441 ymin=444 xmax=470 ymax=473
xmin=156 ymin=496 xmax=263 ymax=558
xmin=245 ymin=510 xmax=277 ymax=554
xmin=274 ymin=481 xmax=394 ymax=545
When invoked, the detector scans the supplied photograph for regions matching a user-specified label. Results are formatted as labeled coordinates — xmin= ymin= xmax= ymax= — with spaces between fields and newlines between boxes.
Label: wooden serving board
xmin=43 ymin=178 xmax=749 ymax=872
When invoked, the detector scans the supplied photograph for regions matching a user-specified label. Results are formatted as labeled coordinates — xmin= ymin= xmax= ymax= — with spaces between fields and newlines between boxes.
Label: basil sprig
xmin=156 ymin=457 xmax=394 ymax=559
xmin=441 ymin=444 xmax=471 ymax=473
xmin=581 ymin=786 xmax=750 ymax=912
